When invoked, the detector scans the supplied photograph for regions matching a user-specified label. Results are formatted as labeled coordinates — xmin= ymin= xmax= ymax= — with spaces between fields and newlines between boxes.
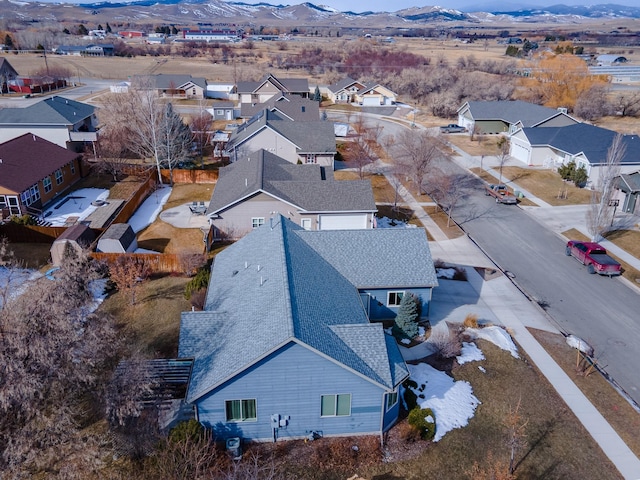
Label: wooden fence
xmin=160 ymin=169 xmax=218 ymax=184
xmin=0 ymin=223 xmax=104 ymax=243
xmin=91 ymin=252 xmax=206 ymax=274
xmin=110 ymin=173 xmax=157 ymax=225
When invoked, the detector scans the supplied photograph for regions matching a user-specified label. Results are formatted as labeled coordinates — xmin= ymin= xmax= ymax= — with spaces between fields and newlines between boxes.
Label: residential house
xmin=0 ymin=95 xmax=98 ymax=152
xmin=53 ymin=44 xmax=114 ymax=56
xmin=0 ymin=57 xmax=19 ymax=94
xmin=206 ymin=149 xmax=376 ymax=240
xmin=226 ymin=109 xmax=336 ymax=167
xmin=0 ymin=134 xmax=83 ymax=218
xmin=326 ymin=77 xmax=396 ymax=106
xmin=326 ymin=77 xmax=367 ymax=103
xmin=509 ymin=123 xmax=640 ymax=184
xmin=457 ymin=100 xmax=578 ymax=135
xmin=132 ymin=74 xmax=208 ymax=99
xmin=240 ymin=94 xmax=320 ymax=120
xmin=178 ymin=215 xmax=437 ymax=442
xmin=615 ymin=171 xmax=640 ymax=214
xmin=206 ymin=82 xmax=235 ymax=99
xmin=181 ymin=28 xmax=241 ymax=43
xmin=234 ymin=73 xmax=309 ymax=105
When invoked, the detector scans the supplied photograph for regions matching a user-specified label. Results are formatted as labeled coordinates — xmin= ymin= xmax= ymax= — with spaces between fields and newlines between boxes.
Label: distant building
xmin=118 ymin=31 xmax=144 ymax=38
xmin=182 ymin=28 xmax=241 ymax=43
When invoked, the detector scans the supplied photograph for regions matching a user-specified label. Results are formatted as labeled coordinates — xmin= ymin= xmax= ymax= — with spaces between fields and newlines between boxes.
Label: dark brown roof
xmin=0 ymin=133 xmax=80 ymax=193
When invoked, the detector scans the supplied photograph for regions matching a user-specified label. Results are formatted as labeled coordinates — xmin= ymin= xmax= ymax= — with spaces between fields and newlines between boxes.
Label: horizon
xmin=29 ymin=0 xmax=640 ymax=14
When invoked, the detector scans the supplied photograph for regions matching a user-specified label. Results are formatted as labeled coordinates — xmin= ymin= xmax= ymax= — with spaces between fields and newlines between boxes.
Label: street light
xmin=609 ymin=199 xmax=620 ymax=227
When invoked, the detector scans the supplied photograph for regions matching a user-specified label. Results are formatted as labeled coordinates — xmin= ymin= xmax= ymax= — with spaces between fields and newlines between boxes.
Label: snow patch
xmin=128 ymin=186 xmax=172 ymax=233
xmin=467 ymin=326 xmax=519 ymax=358
xmin=406 ymin=362 xmax=480 ymax=442
xmin=457 ymin=342 xmax=485 ymax=364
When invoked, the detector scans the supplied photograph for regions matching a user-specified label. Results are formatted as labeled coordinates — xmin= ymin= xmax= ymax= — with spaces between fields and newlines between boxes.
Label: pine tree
xmin=106 ymin=22 xmax=112 ymax=33
xmin=313 ymin=85 xmax=321 ymax=102
xmin=393 ymin=292 xmax=420 ymax=339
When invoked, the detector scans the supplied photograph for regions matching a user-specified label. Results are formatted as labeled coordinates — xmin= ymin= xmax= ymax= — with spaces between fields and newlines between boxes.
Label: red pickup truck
xmin=565 ymin=241 xmax=622 ymax=276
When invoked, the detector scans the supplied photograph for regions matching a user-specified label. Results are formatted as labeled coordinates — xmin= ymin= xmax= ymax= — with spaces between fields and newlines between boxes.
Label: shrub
xmin=169 ymin=419 xmax=206 ymax=443
xmin=184 ymin=267 xmax=210 ymax=300
xmin=10 ymin=214 xmax=36 ymax=225
xmin=393 ymin=292 xmax=420 ymax=340
xmin=407 ymin=406 xmax=436 ymax=440
xmin=464 ymin=313 xmax=478 ymax=328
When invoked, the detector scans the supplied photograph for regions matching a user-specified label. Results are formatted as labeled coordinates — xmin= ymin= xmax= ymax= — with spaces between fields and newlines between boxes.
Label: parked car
xmin=565 ymin=240 xmax=622 ymax=276
xmin=439 ymin=124 xmax=467 ymax=133
xmin=485 ymin=183 xmax=518 ymax=204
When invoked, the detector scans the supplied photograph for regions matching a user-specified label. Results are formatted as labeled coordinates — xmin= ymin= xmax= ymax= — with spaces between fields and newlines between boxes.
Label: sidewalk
xmin=393 ymin=161 xmax=640 ymax=479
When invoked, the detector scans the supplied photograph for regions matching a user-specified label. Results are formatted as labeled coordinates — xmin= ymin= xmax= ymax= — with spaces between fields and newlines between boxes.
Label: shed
xmin=50 ymin=224 xmax=95 ymax=266
xmin=97 ymin=223 xmax=138 ymax=253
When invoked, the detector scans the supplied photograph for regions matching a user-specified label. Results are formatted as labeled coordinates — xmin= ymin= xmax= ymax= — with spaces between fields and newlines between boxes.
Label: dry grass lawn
xmin=445 ymin=133 xmax=505 ymax=157
xmin=334 ymin=170 xmax=397 ymax=204
xmin=471 ymin=166 xmax=593 ymax=206
xmin=99 ymin=274 xmax=190 ymax=358
xmin=530 ymin=328 xmax=640 ymax=458
xmin=562 ymin=228 xmax=640 ymax=284
xmin=423 ymin=206 xmax=466 ymax=239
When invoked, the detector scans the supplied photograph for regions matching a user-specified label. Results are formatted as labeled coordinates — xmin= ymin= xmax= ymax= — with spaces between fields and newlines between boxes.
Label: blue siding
xmin=195 ymin=341 xmax=392 ymax=441
xmin=382 ymin=393 xmax=401 ymax=431
xmin=362 ymin=287 xmax=433 ymax=321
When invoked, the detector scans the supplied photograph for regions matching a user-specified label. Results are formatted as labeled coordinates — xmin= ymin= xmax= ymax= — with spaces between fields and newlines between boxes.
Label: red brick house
xmin=0 ymin=134 xmax=82 ymax=220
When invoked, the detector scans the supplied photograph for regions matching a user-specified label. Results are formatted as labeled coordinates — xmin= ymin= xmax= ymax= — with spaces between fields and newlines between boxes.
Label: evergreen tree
xmin=98 ymin=24 xmax=103 ymax=31
xmin=393 ymin=292 xmax=420 ymax=339
xmin=78 ymin=24 xmax=89 ymax=36
xmin=171 ymin=25 xmax=178 ymax=35
xmin=313 ymin=85 xmax=321 ymax=102
xmin=4 ymin=34 xmax=14 ymax=49
xmin=106 ymin=22 xmax=112 ymax=33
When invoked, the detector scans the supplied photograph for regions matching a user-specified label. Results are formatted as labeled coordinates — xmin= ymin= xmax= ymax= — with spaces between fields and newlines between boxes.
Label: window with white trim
xmin=43 ymin=176 xmax=52 ymax=193
xmin=251 ymin=217 xmax=265 ymax=229
xmin=225 ymin=399 xmax=257 ymax=422
xmin=55 ymin=169 xmax=63 ymax=185
xmin=386 ymin=391 xmax=398 ymax=411
xmin=321 ymin=394 xmax=351 ymax=417
xmin=20 ymin=184 xmax=40 ymax=206
xmin=301 ymin=218 xmax=311 ymax=230
xmin=70 ymin=162 xmax=76 ymax=175
xmin=216 ymin=109 xmax=224 ymax=115
xmin=387 ymin=291 xmax=404 ymax=307
xmin=305 ymin=154 xmax=317 ymax=164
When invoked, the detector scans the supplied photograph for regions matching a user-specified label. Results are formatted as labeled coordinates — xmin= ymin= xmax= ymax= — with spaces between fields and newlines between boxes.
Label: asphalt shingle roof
xmin=179 ymin=215 xmax=422 ymax=402
xmin=235 ymin=74 xmax=309 ymax=94
xmin=522 ymin=123 xmax=640 ymax=165
xmin=228 ymin=109 xmax=336 ymax=155
xmin=0 ymin=96 xmax=95 ymax=126
xmin=0 ymin=133 xmax=80 ymax=193
xmin=464 ymin=100 xmax=563 ymax=127
xmin=241 ymin=95 xmax=320 ymax=121
xmin=136 ymin=74 xmax=207 ymax=90
xmin=207 ymin=150 xmax=375 ymax=215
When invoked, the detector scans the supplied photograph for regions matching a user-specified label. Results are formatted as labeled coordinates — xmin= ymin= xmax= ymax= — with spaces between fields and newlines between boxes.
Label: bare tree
xmin=0 ymin=248 xmax=117 ymax=475
xmin=394 ymin=129 xmax=447 ymax=195
xmin=159 ymin=102 xmax=193 ymax=186
xmin=504 ymin=397 xmax=528 ymax=475
xmin=586 ymin=134 xmax=625 ymax=241
xmin=427 ymin=169 xmax=469 ymax=227
xmin=496 ymin=136 xmax=510 ymax=184
xmin=614 ymin=91 xmax=640 ymax=117
xmin=108 ymin=256 xmax=150 ymax=305
xmin=190 ymin=110 xmax=212 ymax=168
xmin=96 ymin=125 xmax=135 ymax=182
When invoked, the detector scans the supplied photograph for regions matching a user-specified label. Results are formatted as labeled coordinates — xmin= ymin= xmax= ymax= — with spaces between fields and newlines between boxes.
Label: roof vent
xmin=32 ymin=134 xmax=36 ymax=141
xmin=245 ymin=178 xmax=248 ymax=187
xmin=257 ymin=264 xmax=261 ymax=272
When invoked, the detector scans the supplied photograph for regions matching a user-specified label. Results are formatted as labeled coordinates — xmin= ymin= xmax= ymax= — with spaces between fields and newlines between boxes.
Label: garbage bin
xmin=518 ymin=191 xmax=525 ymax=199
xmin=226 ymin=437 xmax=242 ymax=460
xmin=514 ymin=190 xmax=521 ymax=198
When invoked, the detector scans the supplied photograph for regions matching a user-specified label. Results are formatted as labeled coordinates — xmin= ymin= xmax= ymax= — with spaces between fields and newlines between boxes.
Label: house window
xmin=252 ymin=217 xmax=265 ymax=229
xmin=55 ymin=169 xmax=63 ymax=185
xmin=192 ymin=88 xmax=196 ymax=96
xmin=43 ymin=176 xmax=52 ymax=193
xmin=305 ymin=154 xmax=316 ymax=164
xmin=301 ymin=218 xmax=312 ymax=230
xmin=225 ymin=399 xmax=257 ymax=422
xmin=20 ymin=184 xmax=40 ymax=206
xmin=70 ymin=162 xmax=76 ymax=175
xmin=321 ymin=394 xmax=351 ymax=417
xmin=387 ymin=291 xmax=404 ymax=307
xmin=6 ymin=196 xmax=20 ymax=215
xmin=386 ymin=391 xmax=398 ymax=411
xmin=216 ymin=109 xmax=224 ymax=115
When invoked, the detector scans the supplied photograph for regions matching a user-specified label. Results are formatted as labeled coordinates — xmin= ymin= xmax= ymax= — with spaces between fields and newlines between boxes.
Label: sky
xmin=33 ymin=0 xmax=640 ymax=13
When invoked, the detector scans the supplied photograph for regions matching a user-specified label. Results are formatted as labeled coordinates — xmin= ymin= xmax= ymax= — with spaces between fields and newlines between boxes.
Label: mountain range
xmin=1 ymin=0 xmax=639 ymax=26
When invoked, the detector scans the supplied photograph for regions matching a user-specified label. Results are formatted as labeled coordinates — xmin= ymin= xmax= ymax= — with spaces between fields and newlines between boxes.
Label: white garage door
xmin=318 ymin=214 xmax=368 ymax=230
xmin=510 ymin=141 xmax=531 ymax=165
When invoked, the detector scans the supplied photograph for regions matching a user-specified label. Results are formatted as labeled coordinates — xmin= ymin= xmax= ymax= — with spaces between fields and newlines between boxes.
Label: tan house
xmin=206 ymin=150 xmax=377 ymax=241
xmin=132 ymin=74 xmax=207 ymax=99
xmin=0 ymin=134 xmax=82 ymax=219
xmin=327 ymin=77 xmax=397 ymax=106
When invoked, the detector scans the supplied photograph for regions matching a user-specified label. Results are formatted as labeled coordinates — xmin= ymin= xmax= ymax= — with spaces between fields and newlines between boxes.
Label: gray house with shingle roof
xmin=615 ymin=171 xmax=640 ymax=214
xmin=0 ymin=96 xmax=97 ymax=151
xmin=133 ymin=74 xmax=208 ymax=98
xmin=179 ymin=214 xmax=437 ymax=442
xmin=457 ymin=100 xmax=578 ymax=135
xmin=235 ymin=73 xmax=309 ymax=105
xmin=240 ymin=93 xmax=320 ymax=120
xmin=207 ymin=149 xmax=376 ymax=240
xmin=226 ymin=109 xmax=336 ymax=167
xmin=510 ymin=123 xmax=640 ymax=184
